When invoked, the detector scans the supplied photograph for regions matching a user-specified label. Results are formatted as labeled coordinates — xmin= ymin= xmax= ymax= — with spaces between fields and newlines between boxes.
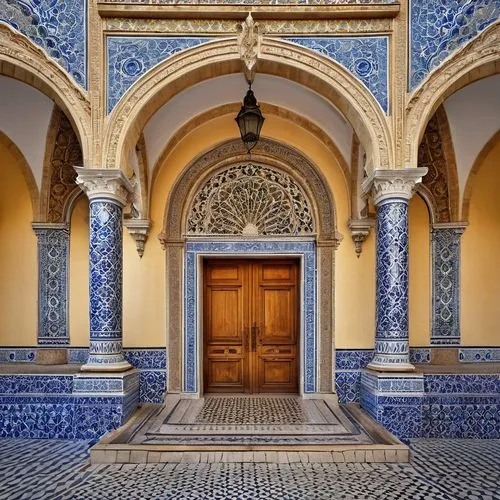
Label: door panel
xmin=204 ymin=259 xmax=298 ymax=393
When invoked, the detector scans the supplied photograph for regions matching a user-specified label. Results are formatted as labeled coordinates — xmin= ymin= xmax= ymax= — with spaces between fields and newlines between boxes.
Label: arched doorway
xmin=161 ymin=139 xmax=340 ymax=397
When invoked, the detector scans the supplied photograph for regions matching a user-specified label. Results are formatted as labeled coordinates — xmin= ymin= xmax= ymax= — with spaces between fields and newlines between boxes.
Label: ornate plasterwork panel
xmin=0 ymin=0 xmax=87 ymax=88
xmin=417 ymin=109 xmax=454 ymax=223
xmin=107 ymin=36 xmax=212 ymax=113
xmin=186 ymin=163 xmax=315 ymax=237
xmin=44 ymin=109 xmax=82 ymax=223
xmin=409 ymin=0 xmax=500 ymax=90
xmin=284 ymin=36 xmax=389 ymax=113
xmin=105 ymin=18 xmax=392 ymax=35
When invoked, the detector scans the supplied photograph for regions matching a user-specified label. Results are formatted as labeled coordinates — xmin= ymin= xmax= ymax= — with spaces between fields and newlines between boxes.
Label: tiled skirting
xmin=0 ymin=370 xmax=139 ymax=441
xmin=360 ymin=371 xmax=500 ymax=441
xmin=0 ymin=347 xmax=167 ymax=404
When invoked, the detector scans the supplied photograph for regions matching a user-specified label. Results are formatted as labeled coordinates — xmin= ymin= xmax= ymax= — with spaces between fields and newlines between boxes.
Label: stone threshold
xmin=90 ymin=400 xmax=409 ymax=464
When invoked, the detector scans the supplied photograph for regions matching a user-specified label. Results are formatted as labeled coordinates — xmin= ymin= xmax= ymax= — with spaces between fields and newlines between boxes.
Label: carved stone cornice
xmin=74 ymin=168 xmax=133 ymax=206
xmin=431 ymin=222 xmax=468 ymax=235
xmin=362 ymin=168 xmax=428 ymax=206
xmin=124 ymin=218 xmax=151 ymax=257
xmin=348 ymin=218 xmax=374 ymax=257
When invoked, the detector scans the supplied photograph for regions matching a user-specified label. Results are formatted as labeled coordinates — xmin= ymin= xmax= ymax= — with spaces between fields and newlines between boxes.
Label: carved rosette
xmin=74 ymin=168 xmax=132 ymax=207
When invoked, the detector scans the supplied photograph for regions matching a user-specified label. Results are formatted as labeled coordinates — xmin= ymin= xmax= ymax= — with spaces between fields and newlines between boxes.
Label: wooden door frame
xmin=181 ymin=240 xmax=320 ymax=398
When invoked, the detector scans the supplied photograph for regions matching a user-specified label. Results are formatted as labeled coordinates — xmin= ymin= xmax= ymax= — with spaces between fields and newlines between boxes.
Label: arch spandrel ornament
xmin=186 ymin=163 xmax=315 ymax=237
xmin=0 ymin=22 xmax=91 ymax=166
xmin=405 ymin=21 xmax=500 ymax=169
xmin=102 ymin=37 xmax=392 ymax=177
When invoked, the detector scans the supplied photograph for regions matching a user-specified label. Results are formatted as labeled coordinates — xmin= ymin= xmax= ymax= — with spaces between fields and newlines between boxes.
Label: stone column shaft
xmin=431 ymin=223 xmax=466 ymax=345
xmin=75 ymin=168 xmax=132 ymax=372
xmin=32 ymin=223 xmax=70 ymax=345
xmin=362 ymin=168 xmax=427 ymax=372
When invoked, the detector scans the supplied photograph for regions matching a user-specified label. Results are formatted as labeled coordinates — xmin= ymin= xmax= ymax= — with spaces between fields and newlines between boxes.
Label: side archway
xmin=462 ymin=130 xmax=500 ymax=222
xmin=405 ymin=21 xmax=500 ymax=168
xmin=103 ymin=37 xmax=392 ymax=175
xmin=0 ymin=131 xmax=39 ymax=219
xmin=0 ymin=22 xmax=91 ymax=166
xmin=160 ymin=138 xmax=340 ymax=395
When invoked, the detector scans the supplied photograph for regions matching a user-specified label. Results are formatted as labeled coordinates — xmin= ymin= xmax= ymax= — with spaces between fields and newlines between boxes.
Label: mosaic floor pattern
xmin=0 ymin=439 xmax=499 ymax=499
xmin=194 ymin=395 xmax=307 ymax=425
xmin=136 ymin=395 xmax=372 ymax=445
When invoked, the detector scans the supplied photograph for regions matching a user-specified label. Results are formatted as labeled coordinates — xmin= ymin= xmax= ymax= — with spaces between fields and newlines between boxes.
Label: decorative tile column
xmin=431 ymin=223 xmax=466 ymax=345
xmin=75 ymin=168 xmax=132 ymax=372
xmin=32 ymin=223 xmax=70 ymax=345
xmin=362 ymin=168 xmax=427 ymax=371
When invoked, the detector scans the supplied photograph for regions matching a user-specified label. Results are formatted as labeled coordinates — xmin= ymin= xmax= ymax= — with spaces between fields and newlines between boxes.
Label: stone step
xmin=90 ymin=400 xmax=410 ymax=464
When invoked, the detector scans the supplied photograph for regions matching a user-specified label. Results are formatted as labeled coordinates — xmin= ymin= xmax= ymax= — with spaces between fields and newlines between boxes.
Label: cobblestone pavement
xmin=0 ymin=439 xmax=499 ymax=499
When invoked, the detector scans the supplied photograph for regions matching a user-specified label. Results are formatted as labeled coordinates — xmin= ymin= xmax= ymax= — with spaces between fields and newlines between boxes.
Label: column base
xmin=367 ymin=361 xmax=415 ymax=372
xmin=81 ymin=360 xmax=132 ymax=372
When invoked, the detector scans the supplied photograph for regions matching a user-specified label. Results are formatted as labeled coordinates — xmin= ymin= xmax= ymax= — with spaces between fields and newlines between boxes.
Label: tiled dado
xmin=0 ymin=348 xmax=167 ymax=405
xmin=0 ymin=371 xmax=139 ymax=441
xmin=360 ymin=371 xmax=500 ymax=441
xmin=335 ymin=349 xmax=431 ymax=404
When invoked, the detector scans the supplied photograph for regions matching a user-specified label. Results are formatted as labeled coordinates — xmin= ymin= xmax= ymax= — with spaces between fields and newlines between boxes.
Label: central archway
xmin=160 ymin=138 xmax=340 ymax=396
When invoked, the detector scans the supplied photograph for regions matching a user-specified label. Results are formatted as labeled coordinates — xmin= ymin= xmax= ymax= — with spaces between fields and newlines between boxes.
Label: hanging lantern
xmin=235 ymin=85 xmax=265 ymax=153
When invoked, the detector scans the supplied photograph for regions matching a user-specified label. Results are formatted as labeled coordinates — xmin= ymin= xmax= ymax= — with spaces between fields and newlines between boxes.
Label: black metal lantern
xmin=235 ymin=85 xmax=265 ymax=153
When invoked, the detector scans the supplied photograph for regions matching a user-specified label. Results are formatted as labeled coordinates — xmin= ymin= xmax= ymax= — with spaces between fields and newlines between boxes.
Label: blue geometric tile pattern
xmin=459 ymin=347 xmax=500 ymax=363
xmin=185 ymin=241 xmax=316 ymax=394
xmin=0 ymin=371 xmax=139 ymax=441
xmin=371 ymin=201 xmax=411 ymax=368
xmin=87 ymin=201 xmax=127 ymax=368
xmin=431 ymin=228 xmax=463 ymax=345
xmin=0 ymin=0 xmax=87 ymax=88
xmin=285 ymin=36 xmax=389 ymax=113
xmin=107 ymin=36 xmax=212 ymax=113
xmin=33 ymin=227 xmax=70 ymax=345
xmin=409 ymin=0 xmax=500 ymax=90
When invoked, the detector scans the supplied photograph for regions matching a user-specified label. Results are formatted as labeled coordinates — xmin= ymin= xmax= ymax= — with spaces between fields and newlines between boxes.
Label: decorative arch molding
xmin=39 ymin=107 xmax=83 ymax=223
xmin=160 ymin=138 xmax=340 ymax=395
xmin=103 ymin=37 xmax=392 ymax=176
xmin=0 ymin=22 xmax=92 ymax=166
xmin=148 ymin=102 xmax=351 ymax=218
xmin=417 ymin=105 xmax=459 ymax=224
xmin=0 ymin=131 xmax=39 ymax=219
xmin=462 ymin=129 xmax=500 ymax=223
xmin=160 ymin=138 xmax=338 ymax=244
xmin=405 ymin=21 xmax=500 ymax=168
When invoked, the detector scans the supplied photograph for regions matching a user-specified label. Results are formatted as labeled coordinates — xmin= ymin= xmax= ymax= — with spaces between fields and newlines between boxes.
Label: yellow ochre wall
xmin=0 ymin=140 xmax=37 ymax=345
xmin=461 ymin=137 xmax=500 ymax=346
xmin=69 ymin=195 xmax=89 ymax=346
xmin=408 ymin=195 xmax=431 ymax=346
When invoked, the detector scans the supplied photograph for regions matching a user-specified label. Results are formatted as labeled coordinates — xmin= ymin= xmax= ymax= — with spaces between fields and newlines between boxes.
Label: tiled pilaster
xmin=431 ymin=224 xmax=466 ymax=345
xmin=32 ymin=224 xmax=70 ymax=345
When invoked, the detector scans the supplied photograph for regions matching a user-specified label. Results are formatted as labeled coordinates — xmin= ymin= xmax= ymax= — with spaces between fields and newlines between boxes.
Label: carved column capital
xmin=362 ymin=168 xmax=428 ymax=206
xmin=431 ymin=222 xmax=468 ymax=235
xmin=74 ymin=168 xmax=133 ymax=207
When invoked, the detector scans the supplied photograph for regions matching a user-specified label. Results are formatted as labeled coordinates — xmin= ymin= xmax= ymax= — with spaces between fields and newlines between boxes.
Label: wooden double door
xmin=203 ymin=259 xmax=299 ymax=393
